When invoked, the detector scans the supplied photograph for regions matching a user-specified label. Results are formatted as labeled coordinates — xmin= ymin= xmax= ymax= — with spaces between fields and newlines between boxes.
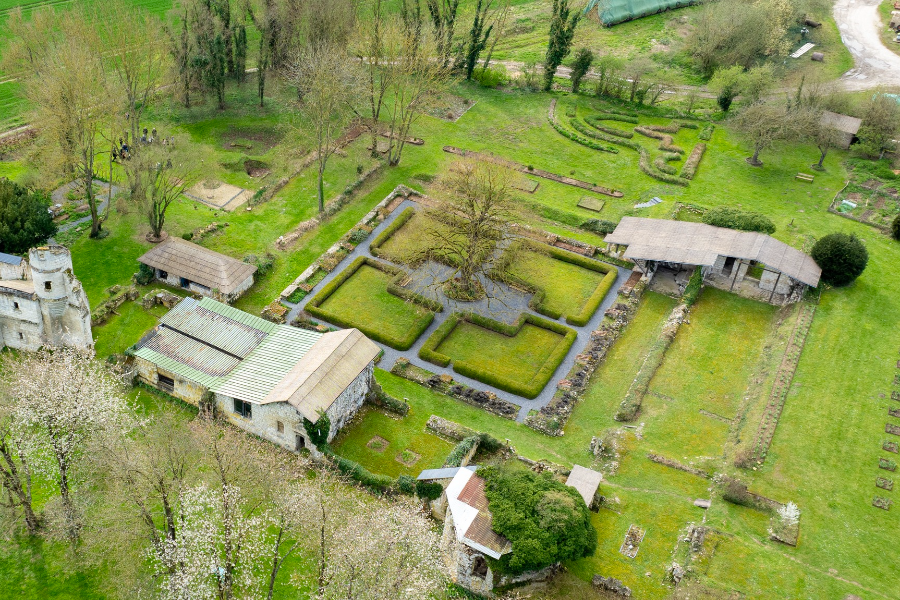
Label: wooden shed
xmin=820 ymin=110 xmax=863 ymax=150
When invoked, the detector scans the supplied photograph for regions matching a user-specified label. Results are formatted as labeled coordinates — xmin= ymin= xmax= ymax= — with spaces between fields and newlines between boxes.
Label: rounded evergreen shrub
xmin=811 ymin=233 xmax=869 ymax=287
xmin=480 ymin=466 xmax=597 ymax=575
xmin=892 ymin=214 xmax=900 ymax=241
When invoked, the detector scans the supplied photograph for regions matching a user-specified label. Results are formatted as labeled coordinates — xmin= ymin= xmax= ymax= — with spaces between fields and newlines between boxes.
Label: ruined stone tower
xmin=0 ymin=246 xmax=93 ymax=352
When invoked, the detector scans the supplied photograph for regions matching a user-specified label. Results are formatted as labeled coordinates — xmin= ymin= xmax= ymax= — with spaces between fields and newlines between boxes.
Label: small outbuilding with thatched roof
xmin=820 ymin=110 xmax=863 ymax=150
xmin=138 ymin=237 xmax=256 ymax=302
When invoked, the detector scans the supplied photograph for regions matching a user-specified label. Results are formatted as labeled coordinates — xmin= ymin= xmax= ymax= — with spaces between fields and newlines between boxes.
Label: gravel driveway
xmin=835 ymin=0 xmax=900 ymax=90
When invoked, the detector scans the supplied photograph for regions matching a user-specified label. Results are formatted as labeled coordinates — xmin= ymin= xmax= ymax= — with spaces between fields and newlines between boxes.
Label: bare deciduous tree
xmin=287 ymin=45 xmax=363 ymax=213
xmin=412 ymin=159 xmax=517 ymax=301
xmin=732 ymin=101 xmax=812 ymax=166
xmin=6 ymin=7 xmax=117 ymax=238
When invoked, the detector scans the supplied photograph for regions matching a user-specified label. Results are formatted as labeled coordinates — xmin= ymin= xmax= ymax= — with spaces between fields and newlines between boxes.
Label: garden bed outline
xmin=285 ymin=192 xmax=630 ymax=422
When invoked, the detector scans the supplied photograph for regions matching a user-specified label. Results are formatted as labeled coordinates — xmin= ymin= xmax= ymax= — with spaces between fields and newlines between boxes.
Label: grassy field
xmin=317 ymin=264 xmax=433 ymax=348
xmin=331 ymin=404 xmax=455 ymax=478
xmin=1 ymin=28 xmax=899 ymax=597
xmin=506 ymin=247 xmax=606 ymax=318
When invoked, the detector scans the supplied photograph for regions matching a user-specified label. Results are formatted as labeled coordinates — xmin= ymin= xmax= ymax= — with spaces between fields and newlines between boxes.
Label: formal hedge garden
xmin=495 ymin=241 xmax=618 ymax=326
xmin=419 ymin=311 xmax=577 ymax=399
xmin=305 ymin=256 xmax=439 ymax=350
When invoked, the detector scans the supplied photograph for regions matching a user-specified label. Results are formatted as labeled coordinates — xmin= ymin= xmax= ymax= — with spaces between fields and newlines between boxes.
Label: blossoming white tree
xmin=1 ymin=347 xmax=131 ymax=540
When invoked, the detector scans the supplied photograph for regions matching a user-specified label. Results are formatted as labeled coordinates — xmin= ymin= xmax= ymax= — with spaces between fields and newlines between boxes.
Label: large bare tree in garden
xmin=732 ymin=101 xmax=811 ymax=167
xmin=413 ymin=159 xmax=517 ymax=301
xmin=287 ymin=45 xmax=362 ymax=213
xmin=5 ymin=7 xmax=117 ymax=239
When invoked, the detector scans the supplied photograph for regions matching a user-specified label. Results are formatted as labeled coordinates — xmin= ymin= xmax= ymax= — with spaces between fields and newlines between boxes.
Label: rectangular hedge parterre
xmin=305 ymin=256 xmax=440 ymax=350
xmin=369 ymin=206 xmax=416 ymax=258
xmin=418 ymin=311 xmax=577 ymax=399
xmin=496 ymin=241 xmax=618 ymax=327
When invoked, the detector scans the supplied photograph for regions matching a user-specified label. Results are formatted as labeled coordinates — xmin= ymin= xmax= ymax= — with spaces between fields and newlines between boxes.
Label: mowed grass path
xmin=438 ymin=321 xmax=568 ymax=388
xmin=640 ymin=288 xmax=778 ymax=459
xmin=507 ymin=248 xmax=606 ymax=318
xmin=318 ymin=265 xmax=432 ymax=347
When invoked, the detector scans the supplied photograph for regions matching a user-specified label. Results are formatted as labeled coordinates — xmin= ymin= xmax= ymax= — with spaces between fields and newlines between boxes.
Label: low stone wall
xmin=525 ymin=278 xmax=649 ymax=436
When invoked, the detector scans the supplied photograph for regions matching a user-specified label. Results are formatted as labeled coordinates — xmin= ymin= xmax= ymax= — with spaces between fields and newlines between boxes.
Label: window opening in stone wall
xmin=157 ymin=374 xmax=175 ymax=393
xmin=233 ymin=398 xmax=252 ymax=419
xmin=277 ymin=421 xmax=284 ymax=433
xmin=44 ymin=281 xmax=52 ymax=291
xmin=13 ymin=301 xmax=19 ymax=310
xmin=472 ymin=555 xmax=488 ymax=578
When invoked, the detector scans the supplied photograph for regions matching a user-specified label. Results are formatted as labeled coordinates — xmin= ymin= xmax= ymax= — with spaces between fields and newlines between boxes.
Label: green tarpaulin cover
xmin=584 ymin=0 xmax=699 ymax=26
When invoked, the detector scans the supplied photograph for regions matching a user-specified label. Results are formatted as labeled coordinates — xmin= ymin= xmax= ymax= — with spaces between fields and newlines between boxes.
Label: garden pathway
xmin=48 ymin=182 xmax=121 ymax=242
xmin=285 ymin=198 xmax=630 ymax=423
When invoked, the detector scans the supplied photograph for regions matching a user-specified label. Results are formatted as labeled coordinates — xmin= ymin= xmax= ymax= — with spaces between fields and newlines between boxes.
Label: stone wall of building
xmin=440 ymin=512 xmax=497 ymax=596
xmin=0 ymin=261 xmax=26 ymax=280
xmin=324 ymin=362 xmax=374 ymax=442
xmin=215 ymin=394 xmax=311 ymax=452
xmin=0 ymin=291 xmax=44 ymax=350
xmin=134 ymin=355 xmax=208 ymax=405
xmin=153 ymin=270 xmax=254 ymax=303
xmin=758 ymin=269 xmax=794 ymax=295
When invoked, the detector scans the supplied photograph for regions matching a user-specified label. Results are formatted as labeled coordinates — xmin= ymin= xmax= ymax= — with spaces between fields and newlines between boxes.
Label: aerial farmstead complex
xmin=0 ymin=0 xmax=899 ymax=597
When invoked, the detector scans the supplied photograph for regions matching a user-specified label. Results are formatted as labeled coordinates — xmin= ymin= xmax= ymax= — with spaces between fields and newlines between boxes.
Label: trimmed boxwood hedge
xmin=305 ymin=256 xmax=438 ymax=350
xmin=448 ymin=312 xmax=577 ymax=399
xmin=549 ymin=115 xmax=620 ymax=154
xmin=369 ymin=206 xmax=416 ymax=256
xmin=497 ymin=242 xmax=618 ymax=327
xmin=417 ymin=314 xmax=460 ymax=367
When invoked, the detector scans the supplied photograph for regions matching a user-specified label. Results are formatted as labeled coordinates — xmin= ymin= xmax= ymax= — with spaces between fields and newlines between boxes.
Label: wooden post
xmin=768 ymin=271 xmax=784 ymax=303
xmin=729 ymin=260 xmax=742 ymax=292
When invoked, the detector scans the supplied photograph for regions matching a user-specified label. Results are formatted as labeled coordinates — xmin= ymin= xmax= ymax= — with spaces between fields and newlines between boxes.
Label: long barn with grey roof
xmin=605 ymin=217 xmax=821 ymax=303
xmin=131 ymin=297 xmax=380 ymax=450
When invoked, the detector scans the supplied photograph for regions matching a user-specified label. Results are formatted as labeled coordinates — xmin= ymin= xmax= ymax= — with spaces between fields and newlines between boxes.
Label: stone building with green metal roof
xmin=131 ymin=297 xmax=380 ymax=450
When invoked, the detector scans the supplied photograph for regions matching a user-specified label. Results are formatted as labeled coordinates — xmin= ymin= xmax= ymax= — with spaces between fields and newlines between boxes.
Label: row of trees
xmin=0 ymin=348 xmax=444 ymax=600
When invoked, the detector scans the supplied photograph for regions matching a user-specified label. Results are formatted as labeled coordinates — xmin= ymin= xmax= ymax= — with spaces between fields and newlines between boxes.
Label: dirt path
xmin=834 ymin=0 xmax=900 ymax=90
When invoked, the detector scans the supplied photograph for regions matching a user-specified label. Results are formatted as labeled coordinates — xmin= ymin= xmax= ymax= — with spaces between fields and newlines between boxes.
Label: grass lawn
xmin=377 ymin=210 xmax=435 ymax=264
xmin=317 ymin=264 xmax=433 ymax=349
xmin=640 ymin=288 xmax=779 ymax=460
xmin=331 ymin=405 xmax=455 ymax=478
xmin=436 ymin=319 xmax=571 ymax=395
xmin=506 ymin=247 xmax=606 ymax=318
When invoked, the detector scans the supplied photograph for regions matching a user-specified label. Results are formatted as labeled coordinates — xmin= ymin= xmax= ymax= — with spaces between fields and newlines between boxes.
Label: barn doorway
xmin=295 ymin=434 xmax=306 ymax=451
xmin=472 ymin=555 xmax=488 ymax=579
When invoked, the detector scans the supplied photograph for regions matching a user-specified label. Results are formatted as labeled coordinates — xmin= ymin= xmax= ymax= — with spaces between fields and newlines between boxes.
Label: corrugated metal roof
xmin=263 ymin=329 xmax=380 ymax=421
xmin=136 ymin=326 xmax=241 ymax=377
xmin=211 ymin=325 xmax=322 ymax=403
xmin=606 ymin=217 xmax=822 ymax=287
xmin=160 ymin=297 xmax=273 ymax=358
xmin=445 ymin=470 xmax=512 ymax=559
xmin=137 ymin=238 xmax=257 ymax=294
xmin=132 ymin=347 xmax=225 ymax=388
xmin=417 ymin=466 xmax=478 ymax=481
xmin=0 ymin=252 xmax=24 ymax=266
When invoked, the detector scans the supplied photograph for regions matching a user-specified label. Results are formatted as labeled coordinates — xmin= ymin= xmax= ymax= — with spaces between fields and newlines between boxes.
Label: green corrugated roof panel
xmin=586 ymin=0 xmax=699 ymax=26
xmin=133 ymin=347 xmax=224 ymax=388
xmin=197 ymin=297 xmax=277 ymax=333
xmin=211 ymin=325 xmax=323 ymax=403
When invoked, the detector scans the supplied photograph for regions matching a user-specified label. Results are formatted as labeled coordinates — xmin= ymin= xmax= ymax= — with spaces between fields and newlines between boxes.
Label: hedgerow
xmin=702 ymin=206 xmax=776 ymax=234
xmin=369 ymin=206 xmax=415 ymax=257
xmin=549 ymin=115 xmax=620 ymax=154
xmin=418 ymin=314 xmax=460 ymax=367
xmin=680 ymin=143 xmax=707 ymax=180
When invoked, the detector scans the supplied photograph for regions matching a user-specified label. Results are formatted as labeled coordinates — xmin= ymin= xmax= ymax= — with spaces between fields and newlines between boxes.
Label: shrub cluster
xmin=811 ymin=232 xmax=869 ymax=287
xmin=569 ymin=117 xmax=634 ymax=150
xmin=305 ymin=256 xmax=436 ymax=349
xmin=638 ymin=148 xmax=689 ymax=187
xmin=653 ymin=154 xmax=678 ymax=175
xmin=580 ymin=219 xmax=618 ymax=235
xmin=415 ymin=479 xmax=444 ymax=500
xmin=242 ymin=252 xmax=276 ymax=276
xmin=444 ymin=435 xmax=480 ymax=468
xmin=584 ymin=118 xmax=642 ymax=150
xmin=682 ymin=267 xmax=703 ymax=307
xmin=679 ymin=143 xmax=707 ymax=180
xmin=134 ymin=263 xmax=155 ymax=286
xmin=0 ymin=178 xmax=57 ymax=254
xmin=549 ymin=115 xmax=620 ymax=154
xmin=481 ymin=466 xmax=597 ymax=575
xmin=366 ymin=381 xmax=409 ymax=416
xmin=698 ymin=123 xmax=716 ymax=141
xmin=702 ymin=206 xmax=775 ymax=234
xmin=635 ymin=126 xmax=684 ymax=154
